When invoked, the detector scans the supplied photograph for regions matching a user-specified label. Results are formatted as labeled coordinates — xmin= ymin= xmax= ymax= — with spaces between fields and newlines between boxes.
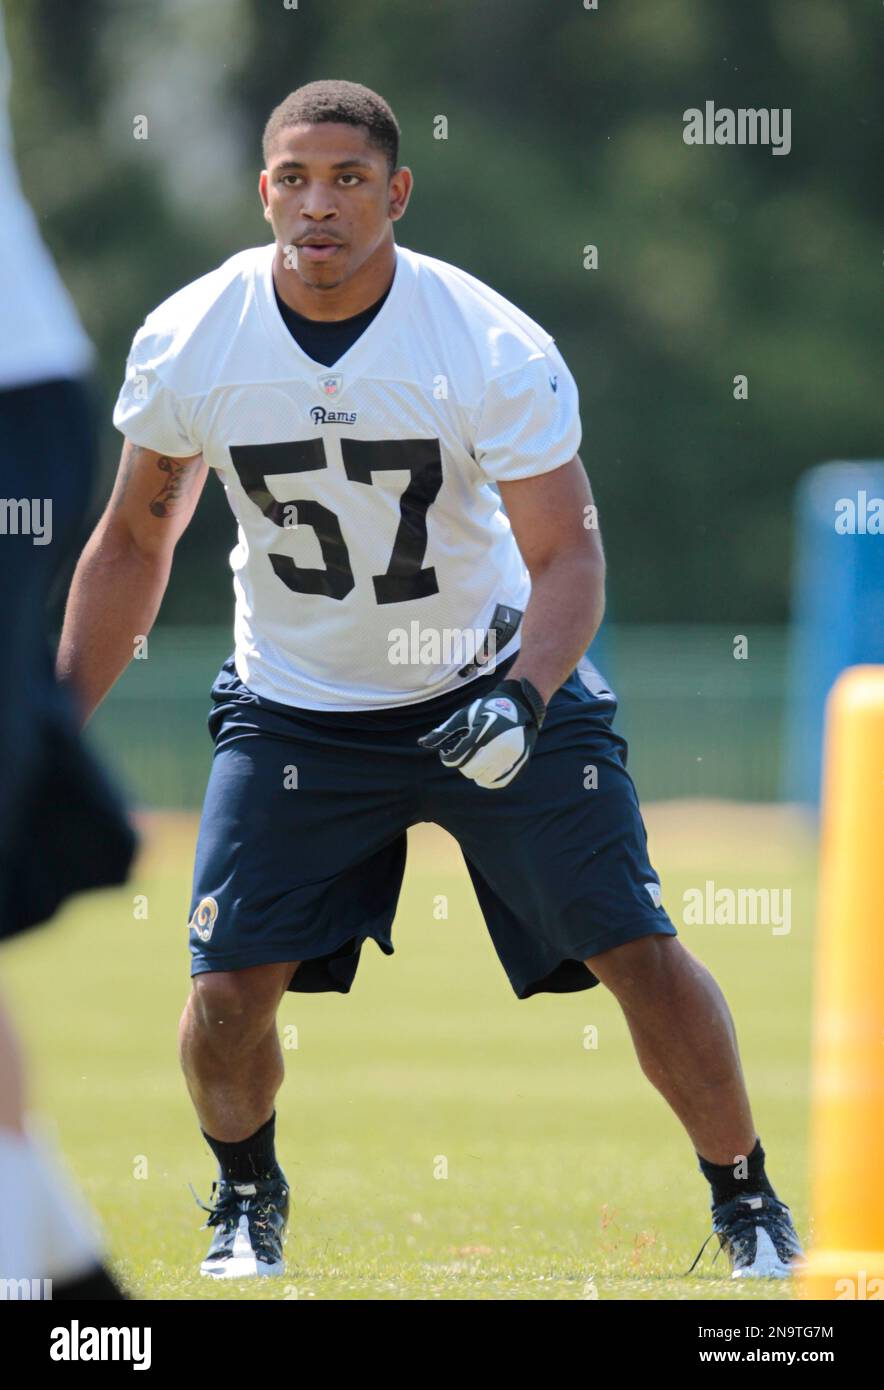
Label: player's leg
xmin=425 ymin=658 xmax=802 ymax=1278
xmin=0 ymin=991 xmax=25 ymax=1133
xmin=183 ymin=667 xmax=415 ymax=1276
xmin=582 ymin=935 xmax=755 ymax=1163
xmin=0 ymin=989 xmax=127 ymax=1298
xmin=582 ymin=934 xmax=802 ymax=1276
xmin=179 ymin=960 xmax=298 ymax=1153
xmin=178 ymin=960 xmax=298 ymax=1280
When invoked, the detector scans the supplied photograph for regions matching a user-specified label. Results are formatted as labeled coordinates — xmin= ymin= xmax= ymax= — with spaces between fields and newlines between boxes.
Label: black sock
xmin=202 ymin=1111 xmax=282 ymax=1184
xmin=697 ymin=1136 xmax=778 ymax=1209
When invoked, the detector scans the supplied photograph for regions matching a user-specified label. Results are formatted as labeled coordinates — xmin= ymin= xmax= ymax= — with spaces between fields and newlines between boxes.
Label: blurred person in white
xmin=0 ymin=4 xmax=136 ymax=1300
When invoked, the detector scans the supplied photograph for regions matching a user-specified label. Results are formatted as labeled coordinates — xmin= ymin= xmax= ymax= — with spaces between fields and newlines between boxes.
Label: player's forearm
xmin=507 ymin=549 xmax=605 ymax=704
xmin=56 ymin=526 xmax=173 ymax=726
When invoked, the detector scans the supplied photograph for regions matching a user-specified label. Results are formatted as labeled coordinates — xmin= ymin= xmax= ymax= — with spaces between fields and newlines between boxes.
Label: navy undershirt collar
xmin=273 ymin=280 xmax=392 ymax=368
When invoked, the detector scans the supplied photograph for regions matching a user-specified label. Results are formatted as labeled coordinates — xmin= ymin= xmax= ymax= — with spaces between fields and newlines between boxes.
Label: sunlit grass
xmin=2 ymin=806 xmax=814 ymax=1301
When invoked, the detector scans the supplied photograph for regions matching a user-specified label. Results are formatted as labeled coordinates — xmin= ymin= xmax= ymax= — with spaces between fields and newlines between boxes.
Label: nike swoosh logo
xmin=475 ymin=710 xmax=498 ymax=743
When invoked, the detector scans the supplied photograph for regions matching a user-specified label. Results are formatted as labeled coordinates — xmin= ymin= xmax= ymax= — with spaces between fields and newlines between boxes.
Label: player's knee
xmin=190 ymin=972 xmax=277 ymax=1047
xmin=584 ymin=934 xmax=685 ymax=998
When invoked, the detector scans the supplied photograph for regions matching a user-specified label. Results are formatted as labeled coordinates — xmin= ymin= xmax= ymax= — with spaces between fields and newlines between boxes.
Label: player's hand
xmin=417 ymin=678 xmax=547 ymax=789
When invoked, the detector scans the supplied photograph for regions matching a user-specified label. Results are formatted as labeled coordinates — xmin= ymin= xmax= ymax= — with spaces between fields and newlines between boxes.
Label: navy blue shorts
xmin=0 ymin=378 xmax=136 ymax=941
xmin=188 ymin=651 xmax=677 ymax=999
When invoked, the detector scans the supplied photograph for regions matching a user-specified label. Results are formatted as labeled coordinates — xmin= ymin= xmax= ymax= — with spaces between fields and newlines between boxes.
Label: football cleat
xmin=687 ymin=1192 xmax=805 ymax=1279
xmin=194 ymin=1173 xmax=289 ymax=1279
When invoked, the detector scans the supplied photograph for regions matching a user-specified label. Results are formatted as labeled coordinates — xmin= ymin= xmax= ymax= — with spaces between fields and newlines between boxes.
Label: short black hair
xmin=263 ymin=80 xmax=400 ymax=174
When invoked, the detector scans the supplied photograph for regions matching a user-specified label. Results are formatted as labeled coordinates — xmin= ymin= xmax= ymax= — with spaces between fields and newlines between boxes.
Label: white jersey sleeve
xmin=472 ymin=341 xmax=581 ymax=483
xmin=112 ymin=321 xmax=201 ymax=457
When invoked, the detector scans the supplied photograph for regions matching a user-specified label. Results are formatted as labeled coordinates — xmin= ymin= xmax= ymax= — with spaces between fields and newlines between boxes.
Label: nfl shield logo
xmin=319 ymin=373 xmax=342 ymax=397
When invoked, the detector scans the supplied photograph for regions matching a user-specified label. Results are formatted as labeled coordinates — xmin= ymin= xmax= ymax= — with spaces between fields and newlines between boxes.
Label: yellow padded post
xmin=800 ymin=666 xmax=884 ymax=1300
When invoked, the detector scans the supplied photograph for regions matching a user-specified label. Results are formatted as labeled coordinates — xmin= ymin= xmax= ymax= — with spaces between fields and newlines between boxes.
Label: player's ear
xmin=258 ymin=170 xmax=271 ymax=220
xmin=388 ymin=165 xmax=412 ymax=222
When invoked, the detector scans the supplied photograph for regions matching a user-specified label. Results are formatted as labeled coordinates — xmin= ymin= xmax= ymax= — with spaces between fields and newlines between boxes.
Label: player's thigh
xmin=425 ymin=673 xmax=675 ymax=966
xmin=188 ymin=701 xmax=416 ymax=975
xmin=193 ymin=711 xmax=415 ymax=886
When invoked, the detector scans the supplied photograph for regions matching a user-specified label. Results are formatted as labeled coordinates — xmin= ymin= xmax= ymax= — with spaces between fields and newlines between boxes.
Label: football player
xmin=58 ymin=80 xmax=802 ymax=1282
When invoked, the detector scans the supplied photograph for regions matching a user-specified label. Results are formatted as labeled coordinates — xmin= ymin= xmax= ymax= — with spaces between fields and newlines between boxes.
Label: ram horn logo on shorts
xmin=189 ymin=896 xmax=219 ymax=941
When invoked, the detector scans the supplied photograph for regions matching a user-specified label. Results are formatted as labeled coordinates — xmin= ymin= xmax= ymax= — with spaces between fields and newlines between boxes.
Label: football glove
xmin=417 ymin=677 xmax=546 ymax=789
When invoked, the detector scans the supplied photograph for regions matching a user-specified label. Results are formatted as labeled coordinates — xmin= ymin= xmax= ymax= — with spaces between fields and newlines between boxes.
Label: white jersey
xmin=112 ymin=241 xmax=582 ymax=709
xmin=0 ymin=9 xmax=93 ymax=389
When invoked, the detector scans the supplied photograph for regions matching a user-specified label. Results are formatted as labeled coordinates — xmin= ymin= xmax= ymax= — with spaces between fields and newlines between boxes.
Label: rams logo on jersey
xmin=189 ymin=896 xmax=219 ymax=942
xmin=310 ymin=405 xmax=357 ymax=425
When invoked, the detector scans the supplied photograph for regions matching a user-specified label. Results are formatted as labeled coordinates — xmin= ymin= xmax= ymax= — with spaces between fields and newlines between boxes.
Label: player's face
xmin=260 ymin=122 xmax=409 ymax=290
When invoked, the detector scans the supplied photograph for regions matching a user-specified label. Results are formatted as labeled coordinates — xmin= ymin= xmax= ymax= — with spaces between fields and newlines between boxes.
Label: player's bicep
xmin=498 ymin=453 xmax=604 ymax=575
xmin=103 ymin=438 xmax=208 ymax=557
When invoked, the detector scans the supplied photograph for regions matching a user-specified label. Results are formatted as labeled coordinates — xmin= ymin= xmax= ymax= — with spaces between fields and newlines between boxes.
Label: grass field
xmin=2 ymin=803 xmax=816 ymax=1301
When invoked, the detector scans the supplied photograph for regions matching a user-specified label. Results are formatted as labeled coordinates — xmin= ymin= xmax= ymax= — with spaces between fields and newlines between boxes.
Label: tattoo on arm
xmin=149 ymin=455 xmax=198 ymax=517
